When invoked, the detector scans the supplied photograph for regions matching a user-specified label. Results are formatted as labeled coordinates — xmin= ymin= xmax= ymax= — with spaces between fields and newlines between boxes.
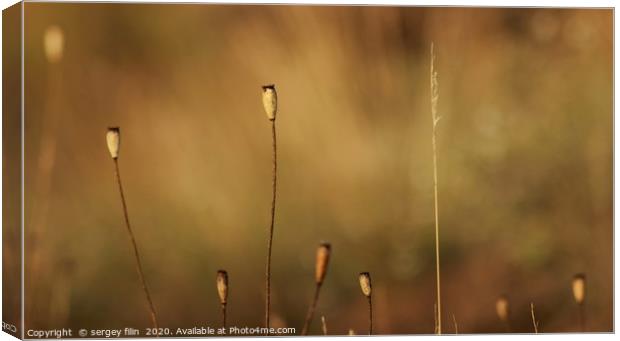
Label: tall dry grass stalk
xmin=452 ymin=314 xmax=458 ymax=334
xmin=496 ymin=295 xmax=511 ymax=332
xmin=358 ymin=272 xmax=373 ymax=335
xmin=301 ymin=242 xmax=331 ymax=335
xmin=429 ymin=42 xmax=443 ymax=335
xmin=572 ymin=273 xmax=586 ymax=331
xmin=261 ymin=84 xmax=278 ymax=329
xmin=321 ymin=316 xmax=328 ymax=335
xmin=216 ymin=270 xmax=229 ymax=328
xmin=530 ymin=302 xmax=539 ymax=333
xmin=106 ymin=127 xmax=159 ymax=330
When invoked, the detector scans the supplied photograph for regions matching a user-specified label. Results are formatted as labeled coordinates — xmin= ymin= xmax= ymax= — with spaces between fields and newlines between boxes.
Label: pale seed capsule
xmin=496 ymin=295 xmax=510 ymax=322
xmin=216 ymin=270 xmax=228 ymax=306
xmin=44 ymin=25 xmax=64 ymax=63
xmin=261 ymin=84 xmax=277 ymax=121
xmin=106 ymin=127 xmax=120 ymax=159
xmin=572 ymin=274 xmax=586 ymax=305
xmin=358 ymin=272 xmax=371 ymax=297
xmin=315 ymin=242 xmax=331 ymax=284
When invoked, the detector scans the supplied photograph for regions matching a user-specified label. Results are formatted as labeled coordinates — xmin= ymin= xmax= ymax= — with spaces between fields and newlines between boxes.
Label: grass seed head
xmin=572 ymin=273 xmax=586 ymax=305
xmin=496 ymin=295 xmax=510 ymax=322
xmin=358 ymin=272 xmax=372 ymax=297
xmin=315 ymin=242 xmax=331 ymax=284
xmin=261 ymin=84 xmax=277 ymax=121
xmin=106 ymin=127 xmax=120 ymax=159
xmin=216 ymin=270 xmax=228 ymax=305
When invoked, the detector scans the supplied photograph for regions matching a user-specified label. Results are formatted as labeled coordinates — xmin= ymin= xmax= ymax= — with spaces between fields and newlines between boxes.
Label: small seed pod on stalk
xmin=301 ymin=242 xmax=332 ymax=335
xmin=216 ymin=270 xmax=229 ymax=328
xmin=572 ymin=274 xmax=586 ymax=305
xmin=495 ymin=295 xmax=510 ymax=332
xmin=106 ymin=127 xmax=120 ymax=159
xmin=572 ymin=273 xmax=586 ymax=331
xmin=315 ymin=242 xmax=331 ymax=284
xmin=262 ymin=84 xmax=277 ymax=121
xmin=359 ymin=272 xmax=371 ymax=297
xmin=106 ymin=126 xmax=158 ymax=329
xmin=358 ymin=272 xmax=372 ymax=335
xmin=44 ymin=25 xmax=64 ymax=63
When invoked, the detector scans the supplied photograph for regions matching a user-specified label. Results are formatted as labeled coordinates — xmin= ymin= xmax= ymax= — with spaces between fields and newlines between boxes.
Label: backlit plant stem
xmin=112 ymin=156 xmax=159 ymax=330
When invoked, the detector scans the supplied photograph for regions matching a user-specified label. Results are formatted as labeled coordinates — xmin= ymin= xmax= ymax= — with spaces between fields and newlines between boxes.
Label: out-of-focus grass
xmin=17 ymin=4 xmax=612 ymax=333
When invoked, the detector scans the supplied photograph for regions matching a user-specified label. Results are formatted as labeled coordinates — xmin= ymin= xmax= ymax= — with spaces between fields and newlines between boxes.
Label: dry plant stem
xmin=504 ymin=320 xmax=512 ymax=333
xmin=452 ymin=314 xmax=458 ymax=334
xmin=321 ymin=316 xmax=327 ymax=335
xmin=220 ymin=304 xmax=227 ymax=329
xmin=114 ymin=159 xmax=159 ymax=330
xmin=579 ymin=304 xmax=585 ymax=332
xmin=265 ymin=120 xmax=278 ymax=330
xmin=367 ymin=296 xmax=373 ymax=335
xmin=433 ymin=303 xmax=438 ymax=334
xmin=301 ymin=283 xmax=322 ymax=335
xmin=430 ymin=42 xmax=442 ymax=335
xmin=530 ymin=303 xmax=539 ymax=333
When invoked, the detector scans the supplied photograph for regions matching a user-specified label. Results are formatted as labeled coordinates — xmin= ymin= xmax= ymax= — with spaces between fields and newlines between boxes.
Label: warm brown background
xmin=18 ymin=4 xmax=612 ymax=334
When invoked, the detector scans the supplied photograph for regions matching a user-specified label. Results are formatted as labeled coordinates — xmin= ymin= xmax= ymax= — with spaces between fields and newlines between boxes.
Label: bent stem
xmin=265 ymin=120 xmax=278 ymax=329
xmin=113 ymin=159 xmax=159 ymax=330
xmin=530 ymin=303 xmax=539 ymax=333
xmin=301 ymin=283 xmax=322 ymax=335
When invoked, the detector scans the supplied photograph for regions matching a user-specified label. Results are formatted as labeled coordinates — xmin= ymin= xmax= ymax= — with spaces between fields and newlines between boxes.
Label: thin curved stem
xmin=265 ymin=120 xmax=278 ymax=330
xmin=114 ymin=159 xmax=159 ymax=330
xmin=301 ymin=283 xmax=322 ymax=335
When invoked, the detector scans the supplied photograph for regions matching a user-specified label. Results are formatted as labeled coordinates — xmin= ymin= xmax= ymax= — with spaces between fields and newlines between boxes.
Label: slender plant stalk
xmin=578 ymin=303 xmax=585 ymax=332
xmin=530 ymin=302 xmax=539 ymax=333
xmin=321 ymin=316 xmax=328 ymax=335
xmin=265 ymin=119 xmax=278 ymax=329
xmin=301 ymin=242 xmax=330 ymax=335
xmin=113 ymin=159 xmax=159 ymax=330
xmin=433 ymin=304 xmax=438 ymax=334
xmin=367 ymin=296 xmax=373 ymax=335
xmin=216 ymin=270 xmax=228 ymax=329
xmin=301 ymin=284 xmax=322 ymax=335
xmin=430 ymin=42 xmax=442 ymax=335
xmin=572 ymin=274 xmax=586 ymax=332
xmin=221 ymin=304 xmax=227 ymax=329
xmin=452 ymin=314 xmax=458 ymax=334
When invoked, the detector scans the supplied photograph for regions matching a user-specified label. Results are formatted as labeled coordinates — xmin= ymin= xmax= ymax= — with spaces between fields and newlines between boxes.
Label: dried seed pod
xmin=496 ymin=295 xmax=510 ymax=322
xmin=216 ymin=270 xmax=228 ymax=306
xmin=572 ymin=273 xmax=586 ymax=305
xmin=261 ymin=84 xmax=277 ymax=121
xmin=315 ymin=242 xmax=331 ymax=284
xmin=44 ymin=25 xmax=64 ymax=63
xmin=358 ymin=272 xmax=371 ymax=297
xmin=106 ymin=127 xmax=120 ymax=159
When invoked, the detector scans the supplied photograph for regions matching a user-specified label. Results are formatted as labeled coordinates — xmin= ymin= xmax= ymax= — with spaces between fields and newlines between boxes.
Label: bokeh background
xmin=15 ymin=3 xmax=613 ymax=335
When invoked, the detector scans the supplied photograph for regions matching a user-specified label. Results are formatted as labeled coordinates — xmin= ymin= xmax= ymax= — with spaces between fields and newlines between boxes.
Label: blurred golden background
xmin=17 ymin=3 xmax=612 ymax=334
